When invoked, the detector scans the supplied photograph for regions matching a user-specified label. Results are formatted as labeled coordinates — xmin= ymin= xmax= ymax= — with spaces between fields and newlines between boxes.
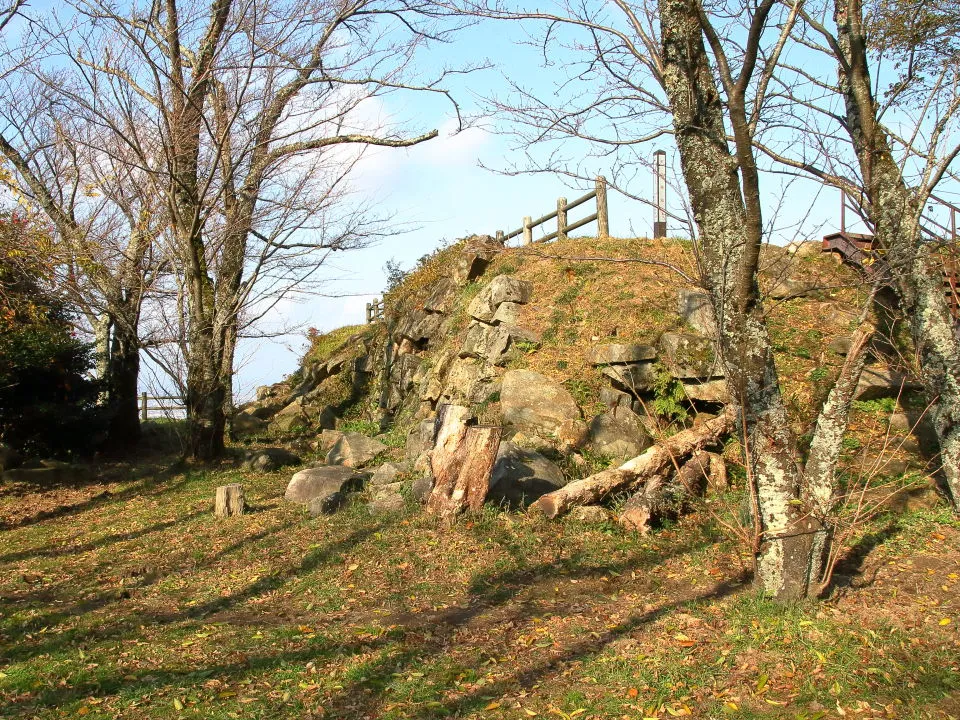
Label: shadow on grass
xmin=3 ymin=514 xmax=734 ymax=718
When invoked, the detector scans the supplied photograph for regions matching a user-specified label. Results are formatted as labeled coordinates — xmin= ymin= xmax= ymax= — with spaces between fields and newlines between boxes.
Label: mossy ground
xmin=1 ymin=449 xmax=958 ymax=719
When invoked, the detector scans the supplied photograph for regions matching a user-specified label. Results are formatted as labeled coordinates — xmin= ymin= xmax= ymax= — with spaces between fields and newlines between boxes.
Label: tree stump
xmin=427 ymin=405 xmax=502 ymax=523
xmin=214 ymin=484 xmax=245 ymax=517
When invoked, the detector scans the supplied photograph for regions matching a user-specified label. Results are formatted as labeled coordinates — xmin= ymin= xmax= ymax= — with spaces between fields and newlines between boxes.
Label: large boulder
xmin=242 ymin=447 xmax=302 ymax=472
xmin=284 ymin=466 xmax=365 ymax=513
xmin=467 ymin=276 xmax=533 ymax=322
xmin=411 ymin=475 xmax=435 ymax=503
xmin=501 ymin=370 xmax=582 ymax=436
xmin=405 ymin=420 xmax=437 ymax=462
xmin=586 ymin=408 xmax=652 ymax=460
xmin=270 ymin=397 xmax=309 ymax=434
xmin=395 ymin=309 xmax=446 ymax=345
xmin=488 ymin=441 xmax=568 ymax=506
xmin=659 ymin=332 xmax=721 ymax=380
xmin=325 ymin=432 xmax=387 ymax=468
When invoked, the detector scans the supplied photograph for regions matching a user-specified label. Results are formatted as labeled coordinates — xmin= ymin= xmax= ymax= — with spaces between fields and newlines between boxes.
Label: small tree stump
xmin=214 ymin=484 xmax=245 ymax=517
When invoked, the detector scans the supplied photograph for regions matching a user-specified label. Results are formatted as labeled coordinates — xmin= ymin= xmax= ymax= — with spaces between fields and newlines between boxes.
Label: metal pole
xmin=840 ymin=188 xmax=846 ymax=234
xmin=653 ymin=150 xmax=667 ymax=239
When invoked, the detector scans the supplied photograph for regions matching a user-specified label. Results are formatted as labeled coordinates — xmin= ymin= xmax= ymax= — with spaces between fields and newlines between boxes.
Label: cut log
xmin=618 ymin=450 xmax=712 ymax=533
xmin=705 ymin=451 xmax=728 ymax=492
xmin=529 ymin=408 xmax=733 ymax=519
xmin=214 ymin=484 xmax=245 ymax=517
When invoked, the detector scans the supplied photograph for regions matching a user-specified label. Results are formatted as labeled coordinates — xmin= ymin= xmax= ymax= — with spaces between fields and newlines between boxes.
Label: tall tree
xmin=36 ymin=0 xmax=460 ymax=459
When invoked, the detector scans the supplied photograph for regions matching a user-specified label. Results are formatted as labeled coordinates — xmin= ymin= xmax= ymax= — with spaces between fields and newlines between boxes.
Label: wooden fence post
xmin=522 ymin=216 xmax=533 ymax=245
xmin=557 ymin=197 xmax=568 ymax=241
xmin=140 ymin=392 xmax=148 ymax=422
xmin=496 ymin=230 xmax=505 ymax=244
xmin=596 ymin=176 xmax=609 ymax=238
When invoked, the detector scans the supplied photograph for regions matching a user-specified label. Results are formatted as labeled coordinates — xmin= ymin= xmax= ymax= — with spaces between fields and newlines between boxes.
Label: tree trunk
xmin=104 ymin=318 xmax=142 ymax=449
xmin=659 ymin=0 xmax=827 ymax=599
xmin=186 ymin=328 xmax=228 ymax=461
xmin=530 ymin=410 xmax=733 ymax=519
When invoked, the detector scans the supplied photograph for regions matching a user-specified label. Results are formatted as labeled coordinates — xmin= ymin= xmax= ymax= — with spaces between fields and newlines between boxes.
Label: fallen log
xmin=618 ymin=449 xmax=713 ymax=533
xmin=529 ymin=408 xmax=734 ymax=519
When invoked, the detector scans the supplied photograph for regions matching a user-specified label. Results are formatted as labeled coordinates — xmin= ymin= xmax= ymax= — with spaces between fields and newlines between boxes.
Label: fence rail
xmin=496 ymin=176 xmax=609 ymax=245
xmin=140 ymin=392 xmax=186 ymax=421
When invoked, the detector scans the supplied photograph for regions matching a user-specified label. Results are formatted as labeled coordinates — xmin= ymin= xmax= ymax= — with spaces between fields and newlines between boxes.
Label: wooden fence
xmin=497 ymin=176 xmax=609 ymax=245
xmin=366 ymin=298 xmax=384 ymax=324
xmin=140 ymin=392 xmax=186 ymax=421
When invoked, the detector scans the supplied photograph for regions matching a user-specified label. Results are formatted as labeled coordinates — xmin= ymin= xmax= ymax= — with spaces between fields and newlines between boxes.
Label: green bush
xmin=0 ymin=215 xmax=104 ymax=457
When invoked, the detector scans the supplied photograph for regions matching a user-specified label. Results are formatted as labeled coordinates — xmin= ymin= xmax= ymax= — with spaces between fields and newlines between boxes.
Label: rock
xmin=681 ymin=379 xmax=731 ymax=404
xmin=460 ymin=322 xmax=511 ymax=364
xmin=854 ymin=367 xmax=922 ymax=401
xmin=659 ymin=332 xmax=721 ymax=380
xmin=405 ymin=420 xmax=437 ymax=462
xmin=488 ymin=441 xmax=569 ymax=506
xmin=423 ymin=276 xmax=457 ymax=313
xmin=395 ymin=309 xmax=445 ymax=345
xmin=270 ymin=397 xmax=309 ymax=434
xmin=599 ymin=386 xmax=635 ymax=411
xmin=257 ymin=381 xmax=290 ymax=402
xmin=325 ymin=432 xmax=388 ymax=468
xmin=285 ymin=466 xmax=365 ymax=514
xmin=501 ymin=369 xmax=582 ymax=436
xmin=242 ymin=447 xmax=302 ymax=472
xmin=368 ymin=492 xmax=406 ymax=515
xmin=467 ymin=275 xmax=533 ymax=322
xmin=569 ymin=506 xmax=612 ymax=523
xmin=411 ymin=475 xmax=434 ymax=503
xmin=587 ymin=344 xmax=657 ymax=365
xmin=786 ymin=240 xmax=822 ymax=258
xmin=678 ymin=289 xmax=717 ymax=336
xmin=586 ymin=408 xmax=652 ymax=460
xmin=888 ymin=412 xmax=911 ymax=433
xmin=602 ymin=363 xmax=657 ymax=394
xmin=442 ymin=358 xmax=495 ymax=405
xmin=503 ymin=325 xmax=542 ymax=346
xmin=232 ymin=411 xmax=269 ymax=438
xmin=316 ymin=429 xmax=345 ymax=454
xmin=491 ymin=301 xmax=521 ymax=325
xmin=767 ymin=277 xmax=816 ymax=299
xmin=452 ymin=235 xmax=501 ymax=283
xmin=370 ymin=480 xmax=405 ymax=499
xmin=0 ymin=443 xmax=21 ymax=471
xmin=369 ymin=462 xmax=404 ymax=486
xmin=420 ymin=351 xmax=455 ymax=404
xmin=828 ymin=336 xmax=852 ymax=355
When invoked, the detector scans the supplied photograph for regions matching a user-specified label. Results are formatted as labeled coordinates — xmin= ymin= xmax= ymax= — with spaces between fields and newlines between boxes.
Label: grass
xmin=1 ymin=456 xmax=958 ymax=719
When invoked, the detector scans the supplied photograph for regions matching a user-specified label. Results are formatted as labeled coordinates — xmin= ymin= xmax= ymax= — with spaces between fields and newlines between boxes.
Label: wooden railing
xmin=140 ymin=392 xmax=186 ymax=421
xmin=496 ymin=176 xmax=609 ymax=245
xmin=366 ymin=298 xmax=384 ymax=323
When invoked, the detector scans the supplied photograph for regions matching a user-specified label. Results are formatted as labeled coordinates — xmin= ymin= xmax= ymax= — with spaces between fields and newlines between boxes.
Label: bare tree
xmin=0 ymin=69 xmax=166 ymax=449
xmin=27 ymin=0 xmax=463 ymax=459
xmin=749 ymin=0 xmax=960 ymax=510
